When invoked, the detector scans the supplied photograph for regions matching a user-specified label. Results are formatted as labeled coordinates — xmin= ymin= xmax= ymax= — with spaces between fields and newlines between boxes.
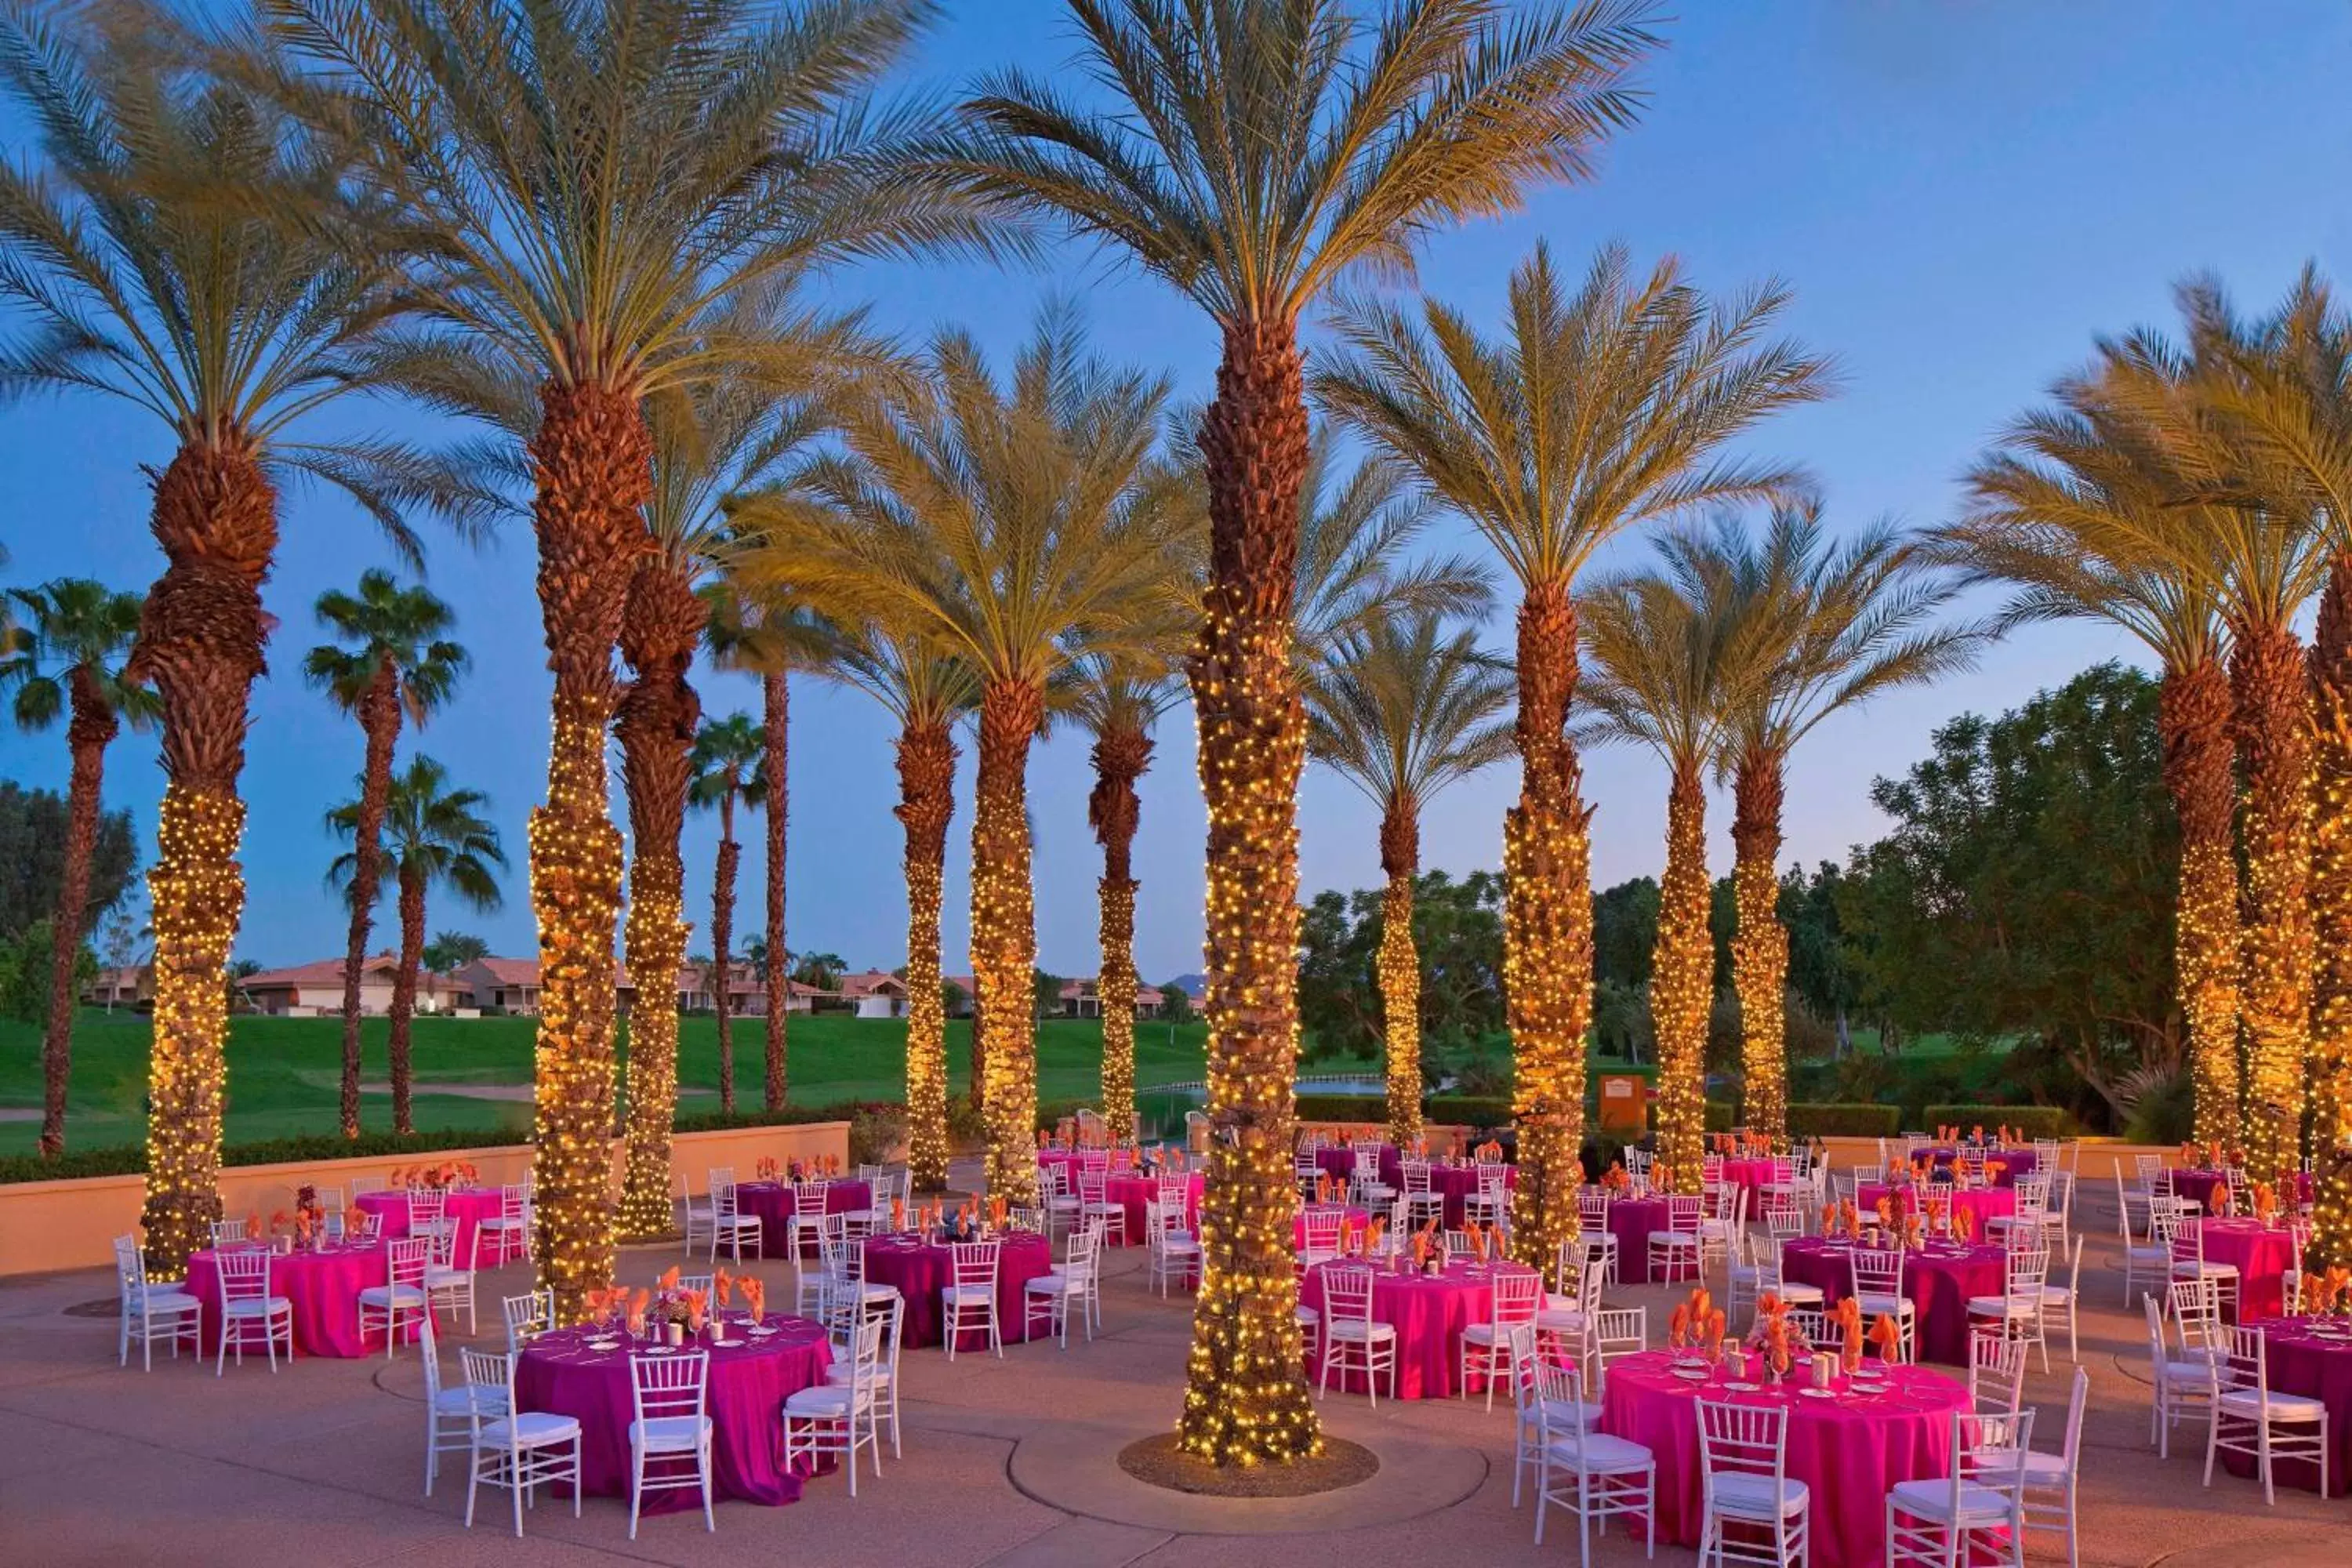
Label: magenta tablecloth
xmin=735 ymin=1180 xmax=873 ymax=1258
xmin=1858 ymin=1183 xmax=2016 ymax=1240
xmin=2195 ymin=1218 xmax=2299 ymax=1321
xmin=1780 ymin=1239 xmax=2006 ymax=1364
xmin=1915 ymin=1147 xmax=2036 ymax=1187
xmin=185 ymin=1243 xmax=401 ymax=1358
xmin=1719 ymin=1157 xmax=1791 ymax=1207
xmin=1312 ymin=1145 xmax=1381 ymax=1188
xmin=1293 ymin=1205 xmax=1369 ymax=1252
xmin=2236 ymin=1317 xmax=2352 ymax=1496
xmin=860 ymin=1231 xmax=1054 ymax=1349
xmin=514 ymin=1316 xmax=832 ymax=1512
xmin=2172 ymin=1169 xmax=2312 ymax=1214
xmin=356 ymin=1186 xmax=510 ymax=1265
xmin=1414 ymin=1163 xmax=1516 ymax=1228
xmin=1103 ymin=1173 xmax=1202 ymax=1246
xmin=1596 ymin=1194 xmax=1672 ymax=1285
xmin=1299 ymin=1259 xmax=1537 ymax=1399
xmin=1599 ymin=1350 xmax=1969 ymax=1568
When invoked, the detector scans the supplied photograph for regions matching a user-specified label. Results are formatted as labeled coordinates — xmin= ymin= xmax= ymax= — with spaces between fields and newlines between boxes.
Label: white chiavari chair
xmin=1886 ymin=1410 xmax=2034 ymax=1568
xmin=114 ymin=1234 xmax=199 ymax=1370
xmin=627 ymin=1348 xmax=714 ymax=1537
xmin=1697 ymin=1399 xmax=1809 ymax=1568
xmin=460 ymin=1348 xmax=580 ymax=1537
xmin=358 ymin=1235 xmax=431 ymax=1361
xmin=783 ymin=1312 xmax=885 ymax=1495
xmin=1316 ymin=1262 xmax=1396 ymax=1405
xmin=940 ymin=1239 xmax=1003 ymax=1360
xmin=2203 ymin=1322 xmax=2331 ymax=1504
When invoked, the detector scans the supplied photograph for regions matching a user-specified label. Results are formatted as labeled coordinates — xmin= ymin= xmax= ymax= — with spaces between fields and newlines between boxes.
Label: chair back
xmin=113 ymin=1235 xmax=147 ymax=1298
xmin=1352 ymin=1148 xmax=1381 ymax=1183
xmin=1489 ymin=1267 xmax=1541 ymax=1327
xmin=858 ymin=1163 xmax=885 ymax=1186
xmin=310 ymin=1185 xmax=346 ymax=1214
xmin=1156 ymin=1174 xmax=1190 ymax=1212
xmin=1063 ymin=1223 xmax=1102 ymax=1280
xmin=1849 ymin=1246 xmax=1904 ymax=1298
xmin=706 ymin=1167 xmax=736 ymax=1194
xmin=209 ymin=1220 xmax=251 ymax=1248
xmin=1078 ymin=1170 xmax=1109 ymax=1206
xmin=346 ymin=1210 xmax=382 ymax=1243
xmin=1442 ymin=1229 xmax=1478 ymax=1264
xmin=1947 ymin=1410 xmax=2034 ymax=1515
xmin=1968 ymin=1327 xmax=2027 ymax=1415
xmin=1664 ymin=1195 xmax=1702 ymax=1235
xmin=2164 ymin=1212 xmax=2201 ymax=1269
xmin=2055 ymin=1366 xmax=2090 ymax=1470
xmin=2218 ymin=1323 xmax=2272 ymax=1398
xmin=407 ymin=1187 xmax=446 ymax=1229
xmin=630 ymin=1348 xmax=709 ymax=1426
xmin=503 ymin=1289 xmax=554 ymax=1349
xmin=383 ymin=1235 xmax=430 ymax=1292
xmin=2166 ymin=1275 xmax=2226 ymax=1360
xmin=2003 ymin=1243 xmax=2049 ymax=1305
xmin=419 ymin=1217 xmax=462 ymax=1272
xmin=458 ymin=1348 xmax=514 ymax=1439
xmin=712 ymin=1181 xmax=743 ymax=1222
xmin=793 ymin=1178 xmax=829 ymax=1214
xmin=1322 ymin=1263 xmax=1374 ymax=1327
xmin=2011 ymin=1174 xmax=2050 ymax=1219
xmin=950 ymin=1240 xmax=1001 ymax=1290
xmin=1401 ymin=1159 xmax=1433 ymax=1194
xmin=1696 ymin=1399 xmax=1788 ymax=1493
xmin=1301 ymin=1206 xmax=1345 ymax=1254
xmin=1577 ymin=1187 xmax=1610 ymax=1227
xmin=499 ymin=1183 xmax=527 ymax=1221
xmin=348 ymin=1176 xmax=384 ymax=1198
xmin=216 ymin=1245 xmax=272 ymax=1303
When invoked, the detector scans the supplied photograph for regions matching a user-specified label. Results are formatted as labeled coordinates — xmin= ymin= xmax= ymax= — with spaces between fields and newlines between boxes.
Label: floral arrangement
xmin=1743 ymin=1291 xmax=1801 ymax=1374
xmin=783 ymin=1154 xmax=843 ymax=1182
xmin=1475 ymin=1138 xmax=1505 ymax=1162
xmin=390 ymin=1160 xmax=478 ymax=1190
xmin=1820 ymin=1199 xmax=1860 ymax=1239
xmin=754 ymin=1157 xmax=779 ymax=1181
xmin=1602 ymin=1163 xmax=1631 ymax=1194
xmin=2252 ymin=1182 xmax=2278 ymax=1224
xmin=1984 ymin=1159 xmax=2007 ymax=1185
xmin=1951 ymin=1203 xmax=1976 ymax=1244
xmin=648 ymin=1266 xmax=708 ymax=1331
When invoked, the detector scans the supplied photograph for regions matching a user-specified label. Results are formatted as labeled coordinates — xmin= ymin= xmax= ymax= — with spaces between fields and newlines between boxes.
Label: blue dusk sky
xmin=2 ymin=2 xmax=2349 ymax=985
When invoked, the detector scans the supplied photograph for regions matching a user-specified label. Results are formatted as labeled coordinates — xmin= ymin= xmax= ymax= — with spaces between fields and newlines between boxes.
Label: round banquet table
xmin=1858 ymin=1183 xmax=2015 ymax=1239
xmin=1915 ymin=1147 xmax=2036 ymax=1187
xmin=514 ymin=1316 xmax=833 ymax=1511
xmin=2194 ymin=1218 xmax=2299 ymax=1321
xmin=860 ymin=1230 xmax=1054 ymax=1349
xmin=1103 ymin=1171 xmax=1202 ymax=1245
xmin=2171 ymin=1168 xmax=2312 ymax=1214
xmin=1416 ymin=1163 xmax=1516 ymax=1227
xmin=1592 ymin=1193 xmax=1671 ymax=1285
xmin=1780 ymin=1238 xmax=2007 ymax=1364
xmin=1312 ymin=1145 xmax=1382 ymax=1189
xmin=1293 ymin=1204 xmax=1370 ymax=1252
xmin=2238 ymin=1317 xmax=2352 ymax=1496
xmin=735 ymin=1179 xmax=873 ymax=1258
xmin=1599 ymin=1349 xmax=1970 ymax=1568
xmin=1298 ymin=1258 xmax=1539 ymax=1399
xmin=1719 ymin=1157 xmax=1791 ymax=1207
xmin=354 ymin=1186 xmax=509 ymax=1265
xmin=184 ymin=1242 xmax=401 ymax=1358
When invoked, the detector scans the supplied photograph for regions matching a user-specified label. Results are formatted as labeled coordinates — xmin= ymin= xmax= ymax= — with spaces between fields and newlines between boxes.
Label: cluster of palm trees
xmin=1945 ymin=269 xmax=2352 ymax=1269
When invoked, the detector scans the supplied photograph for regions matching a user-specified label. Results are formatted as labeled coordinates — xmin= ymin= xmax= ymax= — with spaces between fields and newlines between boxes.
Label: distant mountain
xmin=1160 ymin=973 xmax=1206 ymax=997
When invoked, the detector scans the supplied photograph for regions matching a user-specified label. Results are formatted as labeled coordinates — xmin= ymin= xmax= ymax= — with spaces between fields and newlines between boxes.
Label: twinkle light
xmin=2307 ymin=586 xmax=2352 ymax=1269
xmin=1731 ymin=753 xmax=1788 ymax=1152
xmin=1174 ymin=595 xmax=1321 ymax=1466
xmin=2161 ymin=659 xmax=2243 ymax=1155
xmin=973 ymin=683 xmax=1042 ymax=1210
xmin=1378 ymin=872 xmax=1421 ymax=1147
xmin=2234 ymin=627 xmax=2313 ymax=1191
xmin=1099 ymin=877 xmax=1140 ymax=1142
xmin=139 ymin=786 xmax=244 ymax=1278
xmin=898 ymin=719 xmax=957 ymax=1192
xmin=617 ymin=874 xmax=687 ymax=1240
xmin=1651 ymin=771 xmax=1712 ymax=1190
xmin=529 ymin=696 xmax=626 ymax=1323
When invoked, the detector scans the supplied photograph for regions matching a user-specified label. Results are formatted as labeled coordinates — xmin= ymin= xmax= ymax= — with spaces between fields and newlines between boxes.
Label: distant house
xmin=238 ymin=953 xmax=464 ymax=1017
xmin=838 ymin=970 xmax=909 ymax=1018
xmin=453 ymin=956 xmax=649 ymax=1016
xmin=81 ymin=964 xmax=153 ymax=1009
xmin=943 ymin=975 xmax=978 ymax=1018
xmin=1057 ymin=977 xmax=1167 ymax=1020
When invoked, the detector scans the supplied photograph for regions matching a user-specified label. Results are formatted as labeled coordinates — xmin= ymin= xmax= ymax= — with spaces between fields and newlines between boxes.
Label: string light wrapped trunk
xmin=2308 ymin=563 xmax=2352 ymax=1267
xmin=897 ymin=719 xmax=956 ymax=1192
xmin=133 ymin=437 xmax=276 ymax=1277
xmin=389 ymin=864 xmax=427 ymax=1134
xmin=1090 ymin=724 xmax=1153 ymax=1144
xmin=1730 ymin=746 xmax=1788 ymax=1152
xmin=2160 ymin=657 xmax=2245 ymax=1156
xmin=763 ymin=670 xmax=789 ymax=1110
xmin=1651 ymin=766 xmax=1712 ymax=1189
xmin=39 ymin=669 xmax=118 ymax=1157
xmin=336 ymin=661 xmax=400 ymax=1139
xmin=2232 ymin=620 xmax=2313 ymax=1189
xmin=615 ymin=557 xmax=702 ymax=1240
xmin=972 ymin=678 xmax=1043 ymax=1208
xmin=525 ymin=381 xmax=649 ymax=1322
xmin=1503 ymin=581 xmax=1588 ymax=1274
xmin=1378 ymin=798 xmax=1422 ymax=1148
xmin=1175 ymin=319 xmax=1319 ymax=1466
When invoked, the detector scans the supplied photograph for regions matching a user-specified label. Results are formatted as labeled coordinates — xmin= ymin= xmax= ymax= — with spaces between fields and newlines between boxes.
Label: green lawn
xmin=0 ymin=1009 xmax=1232 ymax=1156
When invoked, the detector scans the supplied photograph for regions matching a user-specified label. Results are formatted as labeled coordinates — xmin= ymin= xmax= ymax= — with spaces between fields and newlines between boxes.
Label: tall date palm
xmin=1 ymin=579 xmax=156 ymax=1156
xmin=1316 ymin=242 xmax=1830 ymax=1264
xmin=303 ymin=570 xmax=465 ymax=1138
xmin=689 ymin=712 xmax=765 ymax=1115
xmin=949 ymin=0 xmax=1657 ymax=1464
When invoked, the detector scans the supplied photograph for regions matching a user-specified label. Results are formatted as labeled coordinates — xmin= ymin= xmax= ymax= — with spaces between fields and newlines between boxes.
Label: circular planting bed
xmin=1115 ymin=1434 xmax=1379 ymax=1498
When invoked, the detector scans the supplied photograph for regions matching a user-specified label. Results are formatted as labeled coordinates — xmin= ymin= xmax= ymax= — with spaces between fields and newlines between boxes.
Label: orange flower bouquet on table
xmin=1603 ymin=1163 xmax=1631 ymax=1194
xmin=243 ymin=1213 xmax=263 ymax=1241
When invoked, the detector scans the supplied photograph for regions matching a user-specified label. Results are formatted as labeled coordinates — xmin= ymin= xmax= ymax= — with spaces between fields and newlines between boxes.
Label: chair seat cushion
xmin=1853 ymin=1293 xmax=1910 ymax=1317
xmin=1537 ymin=1396 xmax=1606 ymax=1432
xmin=630 ymin=1414 xmax=713 ymax=1452
xmin=1649 ymin=1232 xmax=1699 ymax=1248
xmin=423 ymin=1266 xmax=470 ymax=1287
xmin=2161 ymin=1357 xmax=2220 ymax=1387
xmin=1534 ymin=1307 xmax=1588 ymax=1331
xmin=2038 ymin=1285 xmax=2074 ymax=1305
xmin=1462 ymin=1319 xmax=1534 ymax=1346
xmin=1974 ymin=1447 xmax=2067 ymax=1487
xmin=358 ymin=1283 xmax=428 ymax=1308
xmin=783 ymin=1385 xmax=866 ymax=1418
xmin=1773 ymin=1282 xmax=1825 ymax=1302
xmin=479 ymin=1217 xmax=524 ymax=1231
xmin=821 ymin=1361 xmax=891 ymax=1390
xmin=2172 ymin=1261 xmax=2239 ymax=1279
xmin=1711 ymin=1470 xmax=1809 ymax=1517
xmin=1888 ymin=1477 xmax=2014 ymax=1523
xmin=481 ymin=1412 xmax=580 ymax=1447
xmin=1965 ymin=1295 xmax=2036 ymax=1318
xmin=222 ymin=1295 xmax=292 ymax=1317
xmin=1026 ymin=1271 xmax=1087 ymax=1296
xmin=1294 ymin=1306 xmax=1319 ymax=1324
xmin=2219 ymin=1388 xmax=2327 ymax=1421
xmin=129 ymin=1286 xmax=198 ymax=1310
xmin=1327 ymin=1320 xmax=1396 ymax=1344
xmin=1543 ymin=1432 xmax=1652 ymax=1475
xmin=941 ymin=1284 xmax=996 ymax=1305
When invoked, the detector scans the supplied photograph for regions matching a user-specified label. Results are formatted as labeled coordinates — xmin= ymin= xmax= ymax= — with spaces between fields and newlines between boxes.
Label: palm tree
xmin=1305 ymin=610 xmax=1510 ymax=1145
xmin=0 ymin=5 xmax=444 ymax=1272
xmin=689 ymin=713 xmax=766 ymax=1116
xmin=271 ymin=0 xmax=999 ymax=1318
xmin=303 ymin=572 xmax=466 ymax=1138
xmin=422 ymin=929 xmax=488 ymax=974
xmin=806 ymin=621 xmax=978 ymax=1190
xmin=1 ymin=579 xmax=156 ymax=1156
xmin=1291 ymin=430 xmax=1490 ymax=665
xmin=1316 ymin=242 xmax=1831 ymax=1263
xmin=1067 ymin=653 xmax=1186 ymax=1144
xmin=949 ymin=0 xmax=1657 ymax=1464
xmin=1669 ymin=507 xmax=1976 ymax=1150
xmin=736 ymin=314 xmax=1197 ymax=1207
xmin=330 ymin=757 xmax=504 ymax=1132
xmin=1574 ymin=556 xmax=1771 ymax=1185
xmin=1952 ymin=409 xmax=2245 ymax=1153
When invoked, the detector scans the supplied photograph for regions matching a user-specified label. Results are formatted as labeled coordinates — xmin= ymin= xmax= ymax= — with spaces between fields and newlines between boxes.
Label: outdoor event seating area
xmin=10 ymin=1131 xmax=2349 ymax=1567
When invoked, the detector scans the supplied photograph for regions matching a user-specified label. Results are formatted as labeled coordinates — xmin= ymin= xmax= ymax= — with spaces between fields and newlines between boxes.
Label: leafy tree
xmin=421 ymin=930 xmax=488 ymax=974
xmin=1592 ymin=878 xmax=1660 ymax=990
xmin=0 ymin=920 xmax=93 ymax=1029
xmin=1837 ymin=664 xmax=2176 ymax=1128
xmin=1298 ymin=870 xmax=1506 ymax=1066
xmin=0 ymin=783 xmax=137 ymax=942
xmin=1157 ymin=982 xmax=1192 ymax=1025
xmin=790 ymin=951 xmax=847 ymax=990
xmin=1032 ymin=970 xmax=1066 ymax=1021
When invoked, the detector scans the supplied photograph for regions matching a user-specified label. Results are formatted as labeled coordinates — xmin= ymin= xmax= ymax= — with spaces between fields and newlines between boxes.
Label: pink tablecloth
xmin=2195 ymin=1218 xmax=2300 ymax=1321
xmin=1104 ymin=1173 xmax=1202 ymax=1246
xmin=861 ymin=1231 xmax=1054 ymax=1349
xmin=514 ymin=1316 xmax=832 ymax=1512
xmin=1780 ymin=1239 xmax=2007 ymax=1363
xmin=1594 ymin=1194 xmax=1671 ymax=1285
xmin=1915 ymin=1147 xmax=2036 ymax=1187
xmin=2172 ymin=1169 xmax=2312 ymax=1214
xmin=1600 ymin=1350 xmax=1969 ymax=1568
xmin=2240 ymin=1317 xmax=2352 ymax=1496
xmin=1858 ymin=1183 xmax=2016 ymax=1239
xmin=185 ymin=1243 xmax=398 ymax=1358
xmin=1294 ymin=1205 xmax=1369 ymax=1252
xmin=1299 ymin=1259 xmax=1537 ymax=1399
xmin=735 ymin=1180 xmax=873 ymax=1258
xmin=1719 ymin=1157 xmax=1791 ymax=1207
xmin=356 ymin=1186 xmax=510 ymax=1265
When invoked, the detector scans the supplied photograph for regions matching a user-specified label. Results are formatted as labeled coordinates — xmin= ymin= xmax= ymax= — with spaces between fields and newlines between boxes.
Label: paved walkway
xmin=2 ymin=1167 xmax=2340 ymax=1566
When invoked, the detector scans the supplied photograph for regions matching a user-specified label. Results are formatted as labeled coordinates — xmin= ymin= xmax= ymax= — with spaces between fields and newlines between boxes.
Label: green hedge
xmin=1788 ymin=1103 xmax=1904 ymax=1138
xmin=1427 ymin=1095 xmax=1512 ymax=1127
xmin=1921 ymin=1105 xmax=2075 ymax=1140
xmin=1294 ymin=1094 xmax=1394 ymax=1124
xmin=1704 ymin=1099 xmax=1737 ymax=1133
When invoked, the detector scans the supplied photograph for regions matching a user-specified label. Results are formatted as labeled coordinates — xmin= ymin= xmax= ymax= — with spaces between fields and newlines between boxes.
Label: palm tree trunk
xmin=390 ymin=866 xmax=425 ymax=1135
xmin=133 ymin=436 xmax=277 ymax=1277
xmin=38 ymin=673 xmax=117 ymax=1157
xmin=713 ymin=795 xmax=738 ymax=1117
xmin=2161 ymin=656 xmax=2244 ymax=1158
xmin=1730 ymin=744 xmax=1789 ymax=1153
xmin=1175 ymin=318 xmax=1318 ymax=1466
xmin=526 ymin=381 xmax=650 ymax=1322
xmin=1652 ymin=763 xmax=1712 ymax=1190
xmin=1089 ymin=724 xmax=1152 ymax=1145
xmin=973 ymin=677 xmax=1043 ymax=1207
xmin=615 ymin=557 xmax=700 ymax=1240
xmin=898 ymin=717 xmax=956 ymax=1192
xmin=1504 ymin=579 xmax=1592 ymax=1276
xmin=763 ymin=670 xmax=789 ymax=1111
xmin=1378 ymin=797 xmax=1422 ymax=1148
xmin=2307 ymin=564 xmax=2352 ymax=1265
xmin=338 ymin=659 xmax=401 ymax=1139
xmin=2232 ymin=619 xmax=2314 ymax=1189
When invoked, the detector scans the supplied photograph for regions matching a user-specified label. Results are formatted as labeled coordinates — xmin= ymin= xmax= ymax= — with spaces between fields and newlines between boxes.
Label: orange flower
xmin=1868 ymin=1314 xmax=1901 ymax=1358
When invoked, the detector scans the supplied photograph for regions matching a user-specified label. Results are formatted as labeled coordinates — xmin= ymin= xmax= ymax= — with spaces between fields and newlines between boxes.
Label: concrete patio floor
xmin=2 ymin=1167 xmax=2341 ymax=1567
